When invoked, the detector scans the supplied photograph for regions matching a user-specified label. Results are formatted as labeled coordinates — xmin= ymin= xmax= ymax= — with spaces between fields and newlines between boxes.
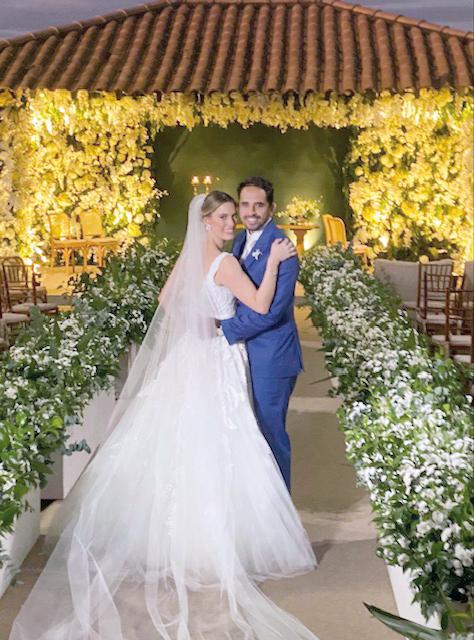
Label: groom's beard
xmin=240 ymin=215 xmax=272 ymax=232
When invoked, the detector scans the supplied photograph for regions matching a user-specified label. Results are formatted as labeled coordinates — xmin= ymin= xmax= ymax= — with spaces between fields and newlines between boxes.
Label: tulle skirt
xmin=10 ymin=333 xmax=318 ymax=639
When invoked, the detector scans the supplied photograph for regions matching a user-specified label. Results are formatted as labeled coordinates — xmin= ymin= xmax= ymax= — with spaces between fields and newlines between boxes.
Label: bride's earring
xmin=205 ymin=223 xmax=211 ymax=232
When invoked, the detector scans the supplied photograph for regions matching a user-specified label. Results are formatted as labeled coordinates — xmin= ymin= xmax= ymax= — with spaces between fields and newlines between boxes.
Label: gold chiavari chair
xmin=78 ymin=211 xmax=119 ymax=267
xmin=48 ymin=212 xmax=87 ymax=270
xmin=322 ymin=214 xmax=370 ymax=266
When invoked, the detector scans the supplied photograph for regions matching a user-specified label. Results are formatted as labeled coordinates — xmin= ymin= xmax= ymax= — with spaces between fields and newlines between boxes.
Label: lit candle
xmin=191 ymin=176 xmax=200 ymax=195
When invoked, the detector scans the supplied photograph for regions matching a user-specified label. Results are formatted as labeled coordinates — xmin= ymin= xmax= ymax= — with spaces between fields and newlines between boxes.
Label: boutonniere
xmin=251 ymin=249 xmax=262 ymax=261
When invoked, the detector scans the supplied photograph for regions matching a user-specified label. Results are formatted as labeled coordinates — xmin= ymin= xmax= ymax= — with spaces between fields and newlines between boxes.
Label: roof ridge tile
xmin=0 ymin=0 xmax=472 ymax=50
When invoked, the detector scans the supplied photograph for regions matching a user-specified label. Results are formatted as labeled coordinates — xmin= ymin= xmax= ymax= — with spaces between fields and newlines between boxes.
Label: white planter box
xmin=0 ymin=486 xmax=40 ymax=598
xmin=387 ymin=564 xmax=441 ymax=631
xmin=41 ymin=388 xmax=116 ymax=500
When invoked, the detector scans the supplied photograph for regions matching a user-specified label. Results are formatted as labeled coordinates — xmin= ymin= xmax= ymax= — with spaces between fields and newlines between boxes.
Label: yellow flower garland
xmin=0 ymin=88 xmax=472 ymax=262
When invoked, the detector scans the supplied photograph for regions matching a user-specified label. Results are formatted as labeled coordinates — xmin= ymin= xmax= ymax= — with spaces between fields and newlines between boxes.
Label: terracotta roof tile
xmin=301 ymin=2 xmax=320 ymax=95
xmin=189 ymin=4 xmax=223 ymax=91
xmin=263 ymin=4 xmax=285 ymax=92
xmin=447 ymin=36 xmax=472 ymax=88
xmin=356 ymin=13 xmax=375 ymax=93
xmin=429 ymin=31 xmax=452 ymax=86
xmin=73 ymin=21 xmax=118 ymax=90
xmin=246 ymin=4 xmax=270 ymax=91
xmin=282 ymin=4 xmax=303 ymax=93
xmin=322 ymin=4 xmax=337 ymax=93
xmin=129 ymin=8 xmax=172 ymax=93
xmin=207 ymin=4 xmax=237 ymax=91
xmin=227 ymin=3 xmax=255 ymax=92
xmin=409 ymin=26 xmax=432 ymax=89
xmin=392 ymin=22 xmax=414 ymax=91
xmin=0 ymin=0 xmax=471 ymax=96
xmin=340 ymin=8 xmax=356 ymax=94
xmin=374 ymin=18 xmax=395 ymax=91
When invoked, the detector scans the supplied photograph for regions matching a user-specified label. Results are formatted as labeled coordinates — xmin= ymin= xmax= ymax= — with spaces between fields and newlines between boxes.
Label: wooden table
xmin=277 ymin=224 xmax=319 ymax=257
xmin=236 ymin=223 xmax=319 ymax=257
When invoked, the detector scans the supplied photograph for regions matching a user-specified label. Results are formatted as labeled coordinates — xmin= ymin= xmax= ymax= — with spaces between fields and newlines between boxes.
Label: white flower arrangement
xmin=275 ymin=195 xmax=322 ymax=225
xmin=0 ymin=240 xmax=178 ymax=557
xmin=300 ymin=245 xmax=473 ymax=625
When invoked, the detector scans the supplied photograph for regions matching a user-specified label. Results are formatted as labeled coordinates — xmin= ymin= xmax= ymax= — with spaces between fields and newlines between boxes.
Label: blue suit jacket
xmin=221 ymin=220 xmax=303 ymax=379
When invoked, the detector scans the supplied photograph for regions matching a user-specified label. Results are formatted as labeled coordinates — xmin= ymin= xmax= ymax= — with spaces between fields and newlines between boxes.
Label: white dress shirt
xmin=240 ymin=218 xmax=272 ymax=261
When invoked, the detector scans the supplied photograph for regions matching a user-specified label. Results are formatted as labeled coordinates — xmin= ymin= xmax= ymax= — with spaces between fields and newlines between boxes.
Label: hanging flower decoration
xmin=0 ymin=88 xmax=472 ymax=263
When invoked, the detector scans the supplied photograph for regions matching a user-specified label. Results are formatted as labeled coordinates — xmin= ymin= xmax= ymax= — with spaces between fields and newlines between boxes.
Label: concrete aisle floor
xmin=261 ymin=306 xmax=398 ymax=639
xmin=0 ymin=306 xmax=398 ymax=640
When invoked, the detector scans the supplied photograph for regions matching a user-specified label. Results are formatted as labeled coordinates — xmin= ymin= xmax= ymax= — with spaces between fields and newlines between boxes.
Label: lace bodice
xmin=205 ymin=252 xmax=236 ymax=320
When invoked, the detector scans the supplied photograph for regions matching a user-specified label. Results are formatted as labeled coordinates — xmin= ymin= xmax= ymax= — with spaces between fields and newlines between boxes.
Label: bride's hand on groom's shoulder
xmin=269 ymin=238 xmax=297 ymax=265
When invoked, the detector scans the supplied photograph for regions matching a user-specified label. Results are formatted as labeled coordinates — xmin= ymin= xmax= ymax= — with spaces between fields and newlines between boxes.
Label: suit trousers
xmin=250 ymin=375 xmax=297 ymax=492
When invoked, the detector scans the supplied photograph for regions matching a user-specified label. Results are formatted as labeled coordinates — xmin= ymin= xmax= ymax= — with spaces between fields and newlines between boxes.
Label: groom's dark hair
xmin=237 ymin=177 xmax=274 ymax=205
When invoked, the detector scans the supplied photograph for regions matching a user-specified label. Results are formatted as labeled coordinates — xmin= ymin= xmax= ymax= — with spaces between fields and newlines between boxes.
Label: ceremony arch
xmin=0 ymin=0 xmax=472 ymax=262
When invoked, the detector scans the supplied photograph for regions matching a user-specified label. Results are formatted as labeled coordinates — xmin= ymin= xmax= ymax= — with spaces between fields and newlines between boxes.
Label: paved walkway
xmin=0 ymin=306 xmax=398 ymax=639
xmin=262 ymin=306 xmax=398 ymax=639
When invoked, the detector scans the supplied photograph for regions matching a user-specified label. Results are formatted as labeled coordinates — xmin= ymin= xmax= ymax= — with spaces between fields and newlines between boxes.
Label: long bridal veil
xmin=10 ymin=195 xmax=319 ymax=640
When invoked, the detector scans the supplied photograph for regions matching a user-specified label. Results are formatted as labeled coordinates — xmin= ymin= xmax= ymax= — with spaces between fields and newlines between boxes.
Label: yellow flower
xmin=127 ymin=223 xmax=141 ymax=237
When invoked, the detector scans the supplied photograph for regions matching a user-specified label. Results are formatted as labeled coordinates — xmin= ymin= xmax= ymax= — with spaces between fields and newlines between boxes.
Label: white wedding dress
xmin=9 ymin=197 xmax=319 ymax=640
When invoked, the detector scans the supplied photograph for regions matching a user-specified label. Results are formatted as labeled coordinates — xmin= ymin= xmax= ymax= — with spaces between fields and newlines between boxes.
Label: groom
xmin=221 ymin=177 xmax=303 ymax=492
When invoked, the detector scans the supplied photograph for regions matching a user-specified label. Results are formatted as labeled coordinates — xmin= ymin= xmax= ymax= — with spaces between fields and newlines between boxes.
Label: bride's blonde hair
xmin=201 ymin=190 xmax=236 ymax=218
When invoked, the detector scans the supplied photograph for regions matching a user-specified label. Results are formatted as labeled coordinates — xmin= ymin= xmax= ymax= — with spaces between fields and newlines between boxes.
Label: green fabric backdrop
xmin=152 ymin=123 xmax=353 ymax=248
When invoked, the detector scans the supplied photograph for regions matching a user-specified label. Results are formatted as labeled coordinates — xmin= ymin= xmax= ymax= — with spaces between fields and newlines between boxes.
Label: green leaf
xmin=364 ymin=604 xmax=445 ymax=640
xmin=30 ymin=460 xmax=52 ymax=475
xmin=13 ymin=483 xmax=29 ymax=500
xmin=15 ymin=412 xmax=27 ymax=427
xmin=0 ymin=506 xmax=18 ymax=529
xmin=440 ymin=610 xmax=449 ymax=631
xmin=50 ymin=416 xmax=63 ymax=430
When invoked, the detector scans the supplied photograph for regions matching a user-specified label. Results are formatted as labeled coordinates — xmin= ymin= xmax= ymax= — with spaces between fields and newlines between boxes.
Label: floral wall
xmin=0 ymin=90 xmax=162 ymax=261
xmin=0 ymin=89 xmax=472 ymax=263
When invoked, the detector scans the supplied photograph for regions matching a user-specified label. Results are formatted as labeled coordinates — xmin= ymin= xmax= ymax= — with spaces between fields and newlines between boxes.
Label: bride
xmin=9 ymin=192 xmax=319 ymax=640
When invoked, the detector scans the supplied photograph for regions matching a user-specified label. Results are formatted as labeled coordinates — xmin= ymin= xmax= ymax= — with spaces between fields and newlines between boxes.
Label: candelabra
xmin=191 ymin=175 xmax=217 ymax=195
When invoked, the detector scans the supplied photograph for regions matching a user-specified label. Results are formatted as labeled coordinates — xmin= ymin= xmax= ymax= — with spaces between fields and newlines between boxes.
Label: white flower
xmin=431 ymin=511 xmax=446 ymax=527
xmin=454 ymin=544 xmax=473 ymax=567
xmin=251 ymin=249 xmax=262 ymax=260
xmin=417 ymin=371 xmax=432 ymax=381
